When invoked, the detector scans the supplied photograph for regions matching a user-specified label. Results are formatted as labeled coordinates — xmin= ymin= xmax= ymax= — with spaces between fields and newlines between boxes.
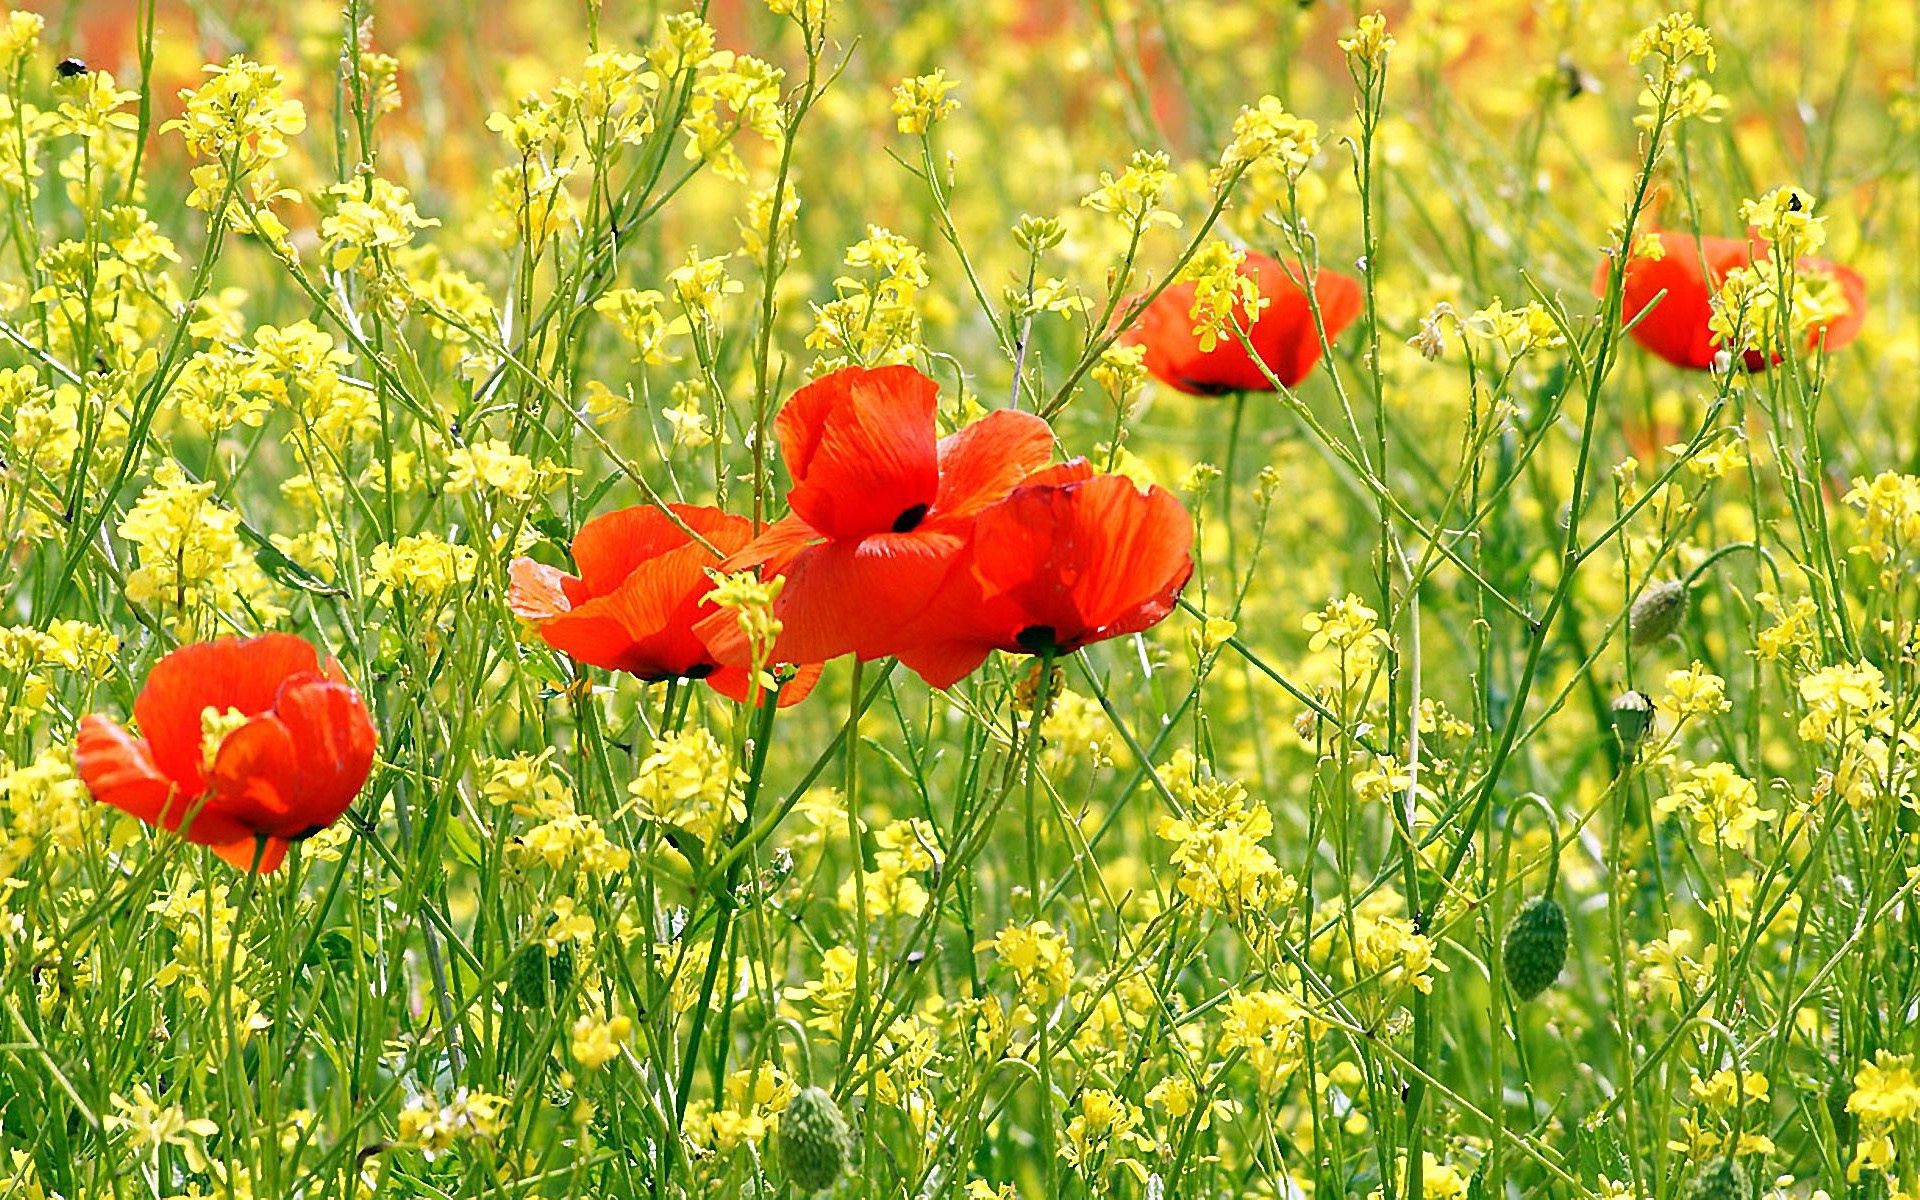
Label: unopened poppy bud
xmin=1501 ymin=895 xmax=1569 ymax=1000
xmin=1628 ymin=579 xmax=1690 ymax=646
xmin=1609 ymin=690 xmax=1655 ymax=757
xmin=779 ymin=1086 xmax=852 ymax=1192
xmin=1682 ymin=1155 xmax=1747 ymax=1200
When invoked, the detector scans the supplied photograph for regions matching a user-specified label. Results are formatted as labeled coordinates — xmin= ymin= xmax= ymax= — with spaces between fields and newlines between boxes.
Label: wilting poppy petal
xmin=1131 ymin=252 xmax=1362 ymax=394
xmin=776 ymin=364 xmax=941 ymax=539
xmin=508 ymin=557 xmax=575 ymax=621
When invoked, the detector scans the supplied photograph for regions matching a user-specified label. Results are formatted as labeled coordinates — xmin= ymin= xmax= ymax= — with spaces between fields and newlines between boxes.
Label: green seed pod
xmin=1609 ymin=690 xmax=1655 ymax=758
xmin=1681 ymin=1155 xmax=1747 ymax=1200
xmin=510 ymin=943 xmax=551 ymax=1007
xmin=780 ymin=1086 xmax=852 ymax=1193
xmin=1628 ymin=579 xmax=1690 ymax=646
xmin=1502 ymin=895 xmax=1569 ymax=1000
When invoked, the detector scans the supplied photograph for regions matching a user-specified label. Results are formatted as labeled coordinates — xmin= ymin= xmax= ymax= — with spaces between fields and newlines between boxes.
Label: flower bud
xmin=780 ymin=1086 xmax=852 ymax=1192
xmin=1501 ymin=895 xmax=1568 ymax=1000
xmin=1628 ymin=579 xmax=1690 ymax=646
xmin=1609 ymin=690 xmax=1655 ymax=758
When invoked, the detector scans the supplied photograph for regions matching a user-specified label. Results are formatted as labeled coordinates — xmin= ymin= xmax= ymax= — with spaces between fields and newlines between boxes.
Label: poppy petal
xmin=932 ymin=409 xmax=1056 ymax=521
xmin=570 ymin=504 xmax=745 ymax=598
xmin=133 ymin=634 xmax=324 ymax=791
xmin=1131 ymin=252 xmax=1361 ymax=393
xmin=973 ymin=475 xmax=1195 ymax=648
xmin=508 ymin=556 xmax=577 ymax=620
xmin=206 ymin=712 xmax=303 ymax=829
xmin=211 ymin=836 xmax=290 ymax=873
xmin=74 ymin=715 xmax=180 ymax=825
xmin=1808 ymin=259 xmax=1867 ymax=353
xmin=536 ymin=541 xmax=723 ymax=678
xmin=776 ymin=365 xmax=941 ymax=540
xmin=894 ymin=639 xmax=996 ymax=690
xmin=769 ymin=532 xmax=965 ymax=664
xmin=705 ymin=661 xmax=825 ymax=708
xmin=268 ymin=675 xmax=378 ymax=832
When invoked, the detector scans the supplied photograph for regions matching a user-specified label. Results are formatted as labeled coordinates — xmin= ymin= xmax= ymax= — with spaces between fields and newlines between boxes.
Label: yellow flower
xmin=978 ymin=921 xmax=1074 ymax=1006
xmin=627 ymin=729 xmax=747 ymax=844
xmin=1655 ymin=761 xmax=1774 ymax=850
xmin=1660 ymin=662 xmax=1730 ymax=720
xmin=569 ymin=1012 xmax=632 ymax=1071
xmin=1082 ymin=150 xmax=1180 ymax=231
xmin=1338 ymin=13 xmax=1396 ymax=65
xmin=892 ymin=70 xmax=959 ymax=135
xmin=1849 ymin=1052 xmax=1920 ymax=1127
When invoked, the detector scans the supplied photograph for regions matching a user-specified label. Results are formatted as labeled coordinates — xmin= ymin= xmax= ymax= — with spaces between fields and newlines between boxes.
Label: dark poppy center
xmin=892 ymin=504 xmax=930 ymax=533
xmin=682 ymin=663 xmax=717 ymax=680
xmin=1015 ymin=625 xmax=1060 ymax=653
xmin=1182 ymin=377 xmax=1239 ymax=396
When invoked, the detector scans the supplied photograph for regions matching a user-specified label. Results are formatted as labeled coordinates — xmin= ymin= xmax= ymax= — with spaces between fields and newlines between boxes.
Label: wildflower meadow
xmin=1 ymin=1 xmax=1917 ymax=1197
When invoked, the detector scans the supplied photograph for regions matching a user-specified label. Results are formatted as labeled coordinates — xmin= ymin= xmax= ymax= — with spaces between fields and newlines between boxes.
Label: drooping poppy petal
xmin=1130 ymin=252 xmax=1363 ymax=394
xmin=776 ymin=364 xmax=941 ymax=540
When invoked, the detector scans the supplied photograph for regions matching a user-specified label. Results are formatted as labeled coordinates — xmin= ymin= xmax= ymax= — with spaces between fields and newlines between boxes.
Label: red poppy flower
xmin=698 ymin=364 xmax=1056 ymax=666
xmin=73 ymin=634 xmax=376 ymax=873
xmin=509 ymin=503 xmax=818 ymax=707
xmin=1129 ymin=251 xmax=1363 ymax=394
xmin=1599 ymin=231 xmax=1866 ymax=371
xmin=890 ymin=463 xmax=1195 ymax=688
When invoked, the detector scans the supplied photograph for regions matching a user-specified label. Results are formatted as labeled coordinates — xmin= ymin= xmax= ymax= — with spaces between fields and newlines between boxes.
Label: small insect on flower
xmin=1128 ymin=251 xmax=1362 ymax=395
xmin=73 ymin=634 xmax=376 ymax=872
xmin=509 ymin=504 xmax=818 ymax=707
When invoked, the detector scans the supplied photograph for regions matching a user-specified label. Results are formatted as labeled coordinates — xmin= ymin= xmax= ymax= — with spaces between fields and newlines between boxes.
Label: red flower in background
xmin=700 ymin=364 xmax=1055 ymax=666
xmin=509 ymin=504 xmax=817 ymax=707
xmin=74 ymin=634 xmax=375 ymax=873
xmin=1130 ymin=251 xmax=1363 ymax=394
xmin=892 ymin=464 xmax=1195 ymax=688
xmin=1599 ymin=231 xmax=1866 ymax=371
